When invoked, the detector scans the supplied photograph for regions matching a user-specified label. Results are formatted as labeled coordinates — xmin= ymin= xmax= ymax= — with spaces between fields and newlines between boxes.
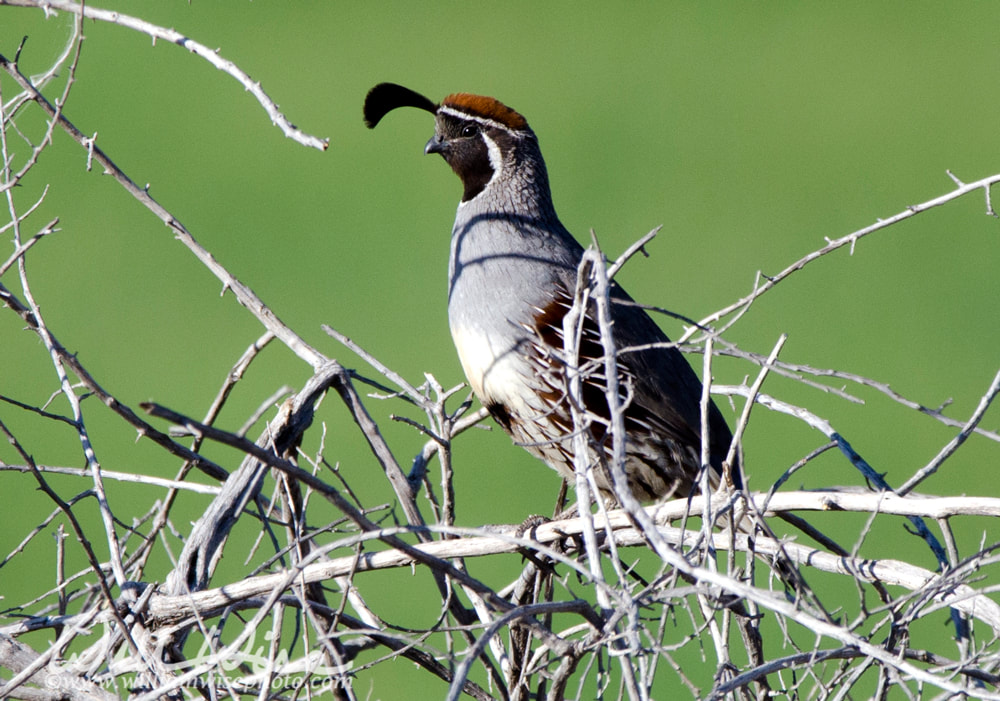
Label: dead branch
xmin=2 ymin=7 xmax=999 ymax=699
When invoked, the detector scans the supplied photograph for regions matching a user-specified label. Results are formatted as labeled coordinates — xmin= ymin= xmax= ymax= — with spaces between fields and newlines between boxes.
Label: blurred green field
xmin=1 ymin=3 xmax=998 ymax=698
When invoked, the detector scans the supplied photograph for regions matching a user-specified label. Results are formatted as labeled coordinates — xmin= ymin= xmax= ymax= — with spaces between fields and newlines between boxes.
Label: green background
xmin=2 ymin=2 xmax=999 ymax=697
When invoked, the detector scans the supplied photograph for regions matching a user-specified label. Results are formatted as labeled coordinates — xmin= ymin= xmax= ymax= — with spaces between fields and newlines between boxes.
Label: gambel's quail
xmin=364 ymin=83 xmax=739 ymax=505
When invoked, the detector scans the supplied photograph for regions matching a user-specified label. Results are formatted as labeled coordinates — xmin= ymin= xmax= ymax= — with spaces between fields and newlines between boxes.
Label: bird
xmin=363 ymin=83 xmax=740 ymax=506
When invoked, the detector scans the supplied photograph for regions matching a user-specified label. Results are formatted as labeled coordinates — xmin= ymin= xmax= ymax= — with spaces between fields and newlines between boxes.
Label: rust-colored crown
xmin=441 ymin=93 xmax=529 ymax=131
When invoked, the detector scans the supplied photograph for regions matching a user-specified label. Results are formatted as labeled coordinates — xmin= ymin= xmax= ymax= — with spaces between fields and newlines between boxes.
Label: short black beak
xmin=424 ymin=134 xmax=446 ymax=155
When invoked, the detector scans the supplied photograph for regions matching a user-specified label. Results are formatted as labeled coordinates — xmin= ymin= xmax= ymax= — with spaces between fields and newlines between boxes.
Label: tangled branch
xmin=1 ymin=5 xmax=998 ymax=700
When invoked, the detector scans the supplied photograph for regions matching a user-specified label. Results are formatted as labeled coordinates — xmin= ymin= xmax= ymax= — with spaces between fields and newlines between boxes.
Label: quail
xmin=363 ymin=83 xmax=739 ymax=505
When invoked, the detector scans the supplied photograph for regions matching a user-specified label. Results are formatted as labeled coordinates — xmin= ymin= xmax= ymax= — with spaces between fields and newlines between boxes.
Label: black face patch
xmin=430 ymin=115 xmax=496 ymax=202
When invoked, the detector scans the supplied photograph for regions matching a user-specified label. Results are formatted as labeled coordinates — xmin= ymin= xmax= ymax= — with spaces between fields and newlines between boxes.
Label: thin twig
xmin=899 ymin=367 xmax=1000 ymax=495
xmin=0 ymin=50 xmax=327 ymax=369
xmin=0 ymin=0 xmax=329 ymax=150
xmin=696 ymin=171 xmax=1000 ymax=331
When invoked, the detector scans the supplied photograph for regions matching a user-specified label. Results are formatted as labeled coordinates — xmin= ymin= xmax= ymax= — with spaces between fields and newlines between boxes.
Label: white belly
xmin=451 ymin=322 xmax=581 ymax=482
xmin=451 ymin=324 xmax=535 ymax=412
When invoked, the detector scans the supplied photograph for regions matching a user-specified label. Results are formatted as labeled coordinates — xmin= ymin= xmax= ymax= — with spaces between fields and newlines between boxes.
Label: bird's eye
xmin=460 ymin=122 xmax=479 ymax=138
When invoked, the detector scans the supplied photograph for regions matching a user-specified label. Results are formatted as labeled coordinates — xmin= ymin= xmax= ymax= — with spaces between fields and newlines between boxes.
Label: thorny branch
xmin=1 ymin=7 xmax=999 ymax=700
xmin=0 ymin=0 xmax=329 ymax=151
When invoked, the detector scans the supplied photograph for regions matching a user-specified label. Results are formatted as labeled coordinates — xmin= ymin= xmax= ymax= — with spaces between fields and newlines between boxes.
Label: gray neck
xmin=447 ymin=138 xmax=584 ymax=336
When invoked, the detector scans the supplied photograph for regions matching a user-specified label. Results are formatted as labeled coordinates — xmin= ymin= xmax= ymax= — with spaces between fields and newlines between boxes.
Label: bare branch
xmin=3 ymin=9 xmax=999 ymax=696
xmin=0 ymin=50 xmax=328 ymax=369
xmin=0 ymin=0 xmax=328 ymax=150
xmin=899 ymin=367 xmax=1000 ymax=495
xmin=696 ymin=171 xmax=1000 ymax=331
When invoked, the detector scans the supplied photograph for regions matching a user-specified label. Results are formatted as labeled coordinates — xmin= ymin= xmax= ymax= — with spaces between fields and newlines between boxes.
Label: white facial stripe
xmin=439 ymin=105 xmax=514 ymax=133
xmin=481 ymin=132 xmax=503 ymax=179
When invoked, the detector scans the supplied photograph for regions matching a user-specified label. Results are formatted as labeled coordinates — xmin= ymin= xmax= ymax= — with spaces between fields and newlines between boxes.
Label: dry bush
xmin=2 ymin=4 xmax=1000 ymax=700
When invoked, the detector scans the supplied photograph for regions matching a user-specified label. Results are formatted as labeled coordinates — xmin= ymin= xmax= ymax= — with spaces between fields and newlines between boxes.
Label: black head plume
xmin=363 ymin=83 xmax=438 ymax=129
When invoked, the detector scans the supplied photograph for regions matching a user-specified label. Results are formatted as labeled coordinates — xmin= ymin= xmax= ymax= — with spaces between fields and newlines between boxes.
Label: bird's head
xmin=364 ymin=83 xmax=536 ymax=202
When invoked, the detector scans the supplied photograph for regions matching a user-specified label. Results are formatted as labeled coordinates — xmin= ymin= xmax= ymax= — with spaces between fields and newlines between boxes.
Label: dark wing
xmin=606 ymin=283 xmax=739 ymax=485
xmin=528 ymin=281 xmax=738 ymax=499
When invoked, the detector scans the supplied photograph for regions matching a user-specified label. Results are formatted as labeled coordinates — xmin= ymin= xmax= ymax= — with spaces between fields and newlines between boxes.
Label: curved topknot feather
xmin=363 ymin=83 xmax=438 ymax=129
xmin=441 ymin=93 xmax=529 ymax=131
